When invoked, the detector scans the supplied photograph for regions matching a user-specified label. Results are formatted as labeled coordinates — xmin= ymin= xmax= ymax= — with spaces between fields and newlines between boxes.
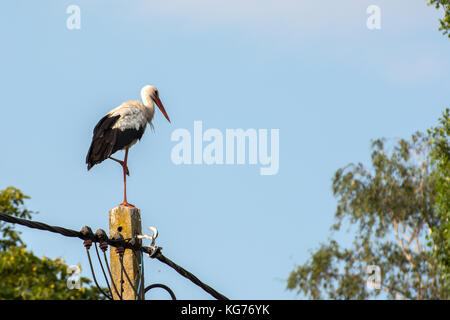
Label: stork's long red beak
xmin=154 ymin=97 xmax=171 ymax=123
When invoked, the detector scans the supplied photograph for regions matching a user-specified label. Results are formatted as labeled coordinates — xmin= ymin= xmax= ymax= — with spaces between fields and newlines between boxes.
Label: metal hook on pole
xmin=137 ymin=226 xmax=159 ymax=256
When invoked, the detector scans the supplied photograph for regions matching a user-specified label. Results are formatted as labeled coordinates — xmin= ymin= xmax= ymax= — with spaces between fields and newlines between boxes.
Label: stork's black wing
xmin=86 ymin=114 xmax=121 ymax=170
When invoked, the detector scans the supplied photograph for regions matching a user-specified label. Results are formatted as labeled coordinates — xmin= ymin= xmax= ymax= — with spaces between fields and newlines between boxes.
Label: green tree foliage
xmin=0 ymin=186 xmax=105 ymax=300
xmin=428 ymin=109 xmax=450 ymax=290
xmin=0 ymin=187 xmax=32 ymax=250
xmin=429 ymin=0 xmax=450 ymax=37
xmin=287 ymin=131 xmax=448 ymax=299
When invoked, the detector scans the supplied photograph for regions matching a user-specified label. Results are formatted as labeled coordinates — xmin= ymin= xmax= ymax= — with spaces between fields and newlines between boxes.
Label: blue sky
xmin=0 ymin=0 xmax=449 ymax=299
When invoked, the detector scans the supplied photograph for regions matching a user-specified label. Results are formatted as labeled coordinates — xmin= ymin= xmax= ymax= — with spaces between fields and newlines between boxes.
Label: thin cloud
xmin=134 ymin=0 xmax=440 ymax=36
xmin=383 ymin=55 xmax=449 ymax=86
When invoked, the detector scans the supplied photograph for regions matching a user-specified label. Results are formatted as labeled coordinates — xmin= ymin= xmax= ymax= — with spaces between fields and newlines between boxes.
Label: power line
xmin=0 ymin=212 xmax=229 ymax=300
xmin=153 ymin=252 xmax=228 ymax=300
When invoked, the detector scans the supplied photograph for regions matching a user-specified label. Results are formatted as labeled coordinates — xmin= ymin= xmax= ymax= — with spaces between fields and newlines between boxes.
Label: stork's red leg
xmin=109 ymin=157 xmax=130 ymax=176
xmin=119 ymin=148 xmax=135 ymax=208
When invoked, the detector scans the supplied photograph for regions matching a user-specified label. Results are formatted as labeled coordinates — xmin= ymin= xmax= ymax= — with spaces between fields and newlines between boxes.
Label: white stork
xmin=86 ymin=85 xmax=170 ymax=207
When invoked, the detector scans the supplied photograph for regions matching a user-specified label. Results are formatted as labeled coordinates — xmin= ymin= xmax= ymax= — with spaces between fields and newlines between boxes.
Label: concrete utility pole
xmin=108 ymin=205 xmax=143 ymax=300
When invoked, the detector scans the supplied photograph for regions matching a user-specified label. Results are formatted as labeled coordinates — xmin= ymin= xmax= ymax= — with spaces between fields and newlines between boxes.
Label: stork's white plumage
xmin=86 ymin=85 xmax=170 ymax=207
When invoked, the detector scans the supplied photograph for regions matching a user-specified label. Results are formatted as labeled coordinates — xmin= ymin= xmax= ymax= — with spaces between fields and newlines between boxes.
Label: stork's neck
xmin=142 ymin=96 xmax=155 ymax=122
xmin=142 ymin=94 xmax=153 ymax=107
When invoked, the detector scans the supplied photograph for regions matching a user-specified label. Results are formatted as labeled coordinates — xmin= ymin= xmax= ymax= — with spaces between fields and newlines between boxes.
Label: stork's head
xmin=141 ymin=85 xmax=171 ymax=123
